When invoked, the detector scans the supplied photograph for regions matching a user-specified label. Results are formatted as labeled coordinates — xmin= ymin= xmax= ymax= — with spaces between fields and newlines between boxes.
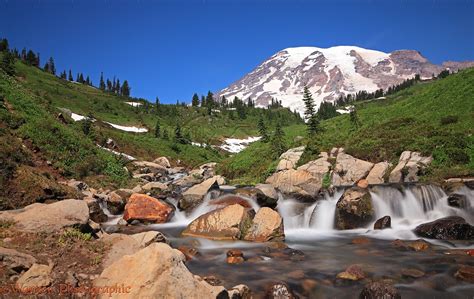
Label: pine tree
xmin=34 ymin=52 xmax=40 ymax=67
xmin=200 ymin=95 xmax=206 ymax=107
xmin=221 ymin=95 xmax=227 ymax=107
xmin=43 ymin=61 xmax=50 ymax=73
xmin=68 ymin=69 xmax=73 ymax=81
xmin=86 ymin=75 xmax=91 ymax=85
xmin=257 ymin=116 xmax=269 ymax=142
xmin=192 ymin=93 xmax=200 ymax=107
xmin=349 ymin=107 xmax=360 ymax=130
xmin=174 ymin=124 xmax=185 ymax=144
xmin=271 ymin=122 xmax=285 ymax=158
xmin=99 ymin=72 xmax=105 ymax=90
xmin=154 ymin=120 xmax=161 ymax=138
xmin=162 ymin=128 xmax=169 ymax=140
xmin=79 ymin=73 xmax=84 ymax=83
xmin=48 ymin=57 xmax=55 ymax=75
xmin=0 ymin=38 xmax=8 ymax=52
xmin=307 ymin=114 xmax=320 ymax=136
xmin=116 ymin=79 xmax=121 ymax=95
xmin=0 ymin=51 xmax=16 ymax=76
xmin=302 ymin=85 xmax=315 ymax=121
xmin=121 ymin=80 xmax=130 ymax=97
xmin=106 ymin=79 xmax=112 ymax=91
xmin=25 ymin=50 xmax=37 ymax=66
xmin=60 ymin=70 xmax=67 ymax=79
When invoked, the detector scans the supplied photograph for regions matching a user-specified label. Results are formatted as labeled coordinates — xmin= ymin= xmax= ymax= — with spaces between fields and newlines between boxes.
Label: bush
xmin=440 ymin=115 xmax=458 ymax=125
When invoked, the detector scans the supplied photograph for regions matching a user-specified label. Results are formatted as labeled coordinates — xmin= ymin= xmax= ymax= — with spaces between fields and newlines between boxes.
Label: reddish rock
xmin=357 ymin=179 xmax=369 ymax=189
xmin=302 ymin=279 xmax=318 ymax=293
xmin=392 ymin=239 xmax=430 ymax=251
xmin=226 ymin=249 xmax=244 ymax=264
xmin=455 ymin=265 xmax=474 ymax=283
xmin=177 ymin=246 xmax=199 ymax=261
xmin=352 ymin=237 xmax=371 ymax=245
xmin=123 ymin=194 xmax=174 ymax=223
xmin=337 ymin=264 xmax=366 ymax=281
xmin=209 ymin=196 xmax=252 ymax=208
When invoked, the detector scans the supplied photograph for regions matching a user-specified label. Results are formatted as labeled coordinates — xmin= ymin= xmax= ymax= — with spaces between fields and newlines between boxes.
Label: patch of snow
xmin=70 ymin=112 xmax=86 ymax=121
xmin=191 ymin=142 xmax=207 ymax=147
xmin=125 ymin=102 xmax=143 ymax=107
xmin=211 ymin=109 xmax=221 ymax=113
xmin=104 ymin=122 xmax=148 ymax=133
xmin=97 ymin=145 xmax=136 ymax=161
xmin=220 ymin=136 xmax=261 ymax=153
xmin=336 ymin=109 xmax=350 ymax=114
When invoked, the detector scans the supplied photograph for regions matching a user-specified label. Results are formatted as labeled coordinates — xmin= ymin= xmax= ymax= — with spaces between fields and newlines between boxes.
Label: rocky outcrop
xmin=389 ymin=151 xmax=432 ymax=183
xmin=123 ymin=194 xmax=174 ymax=223
xmin=366 ymin=162 xmax=390 ymax=185
xmin=95 ymin=243 xmax=237 ymax=299
xmin=0 ymin=199 xmax=89 ymax=233
xmin=413 ymin=216 xmax=474 ymax=240
xmin=179 ymin=176 xmax=225 ymax=210
xmin=173 ymin=162 xmax=217 ymax=188
xmin=276 ymin=146 xmax=305 ymax=171
xmin=266 ymin=169 xmax=322 ymax=199
xmin=297 ymin=155 xmax=331 ymax=179
xmin=332 ymin=153 xmax=374 ymax=186
xmin=182 ymin=204 xmax=254 ymax=240
xmin=335 ymin=187 xmax=374 ymax=229
xmin=243 ymin=207 xmax=284 ymax=242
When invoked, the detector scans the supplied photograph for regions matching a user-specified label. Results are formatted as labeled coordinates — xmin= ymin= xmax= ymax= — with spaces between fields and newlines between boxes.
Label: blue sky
xmin=0 ymin=0 xmax=473 ymax=103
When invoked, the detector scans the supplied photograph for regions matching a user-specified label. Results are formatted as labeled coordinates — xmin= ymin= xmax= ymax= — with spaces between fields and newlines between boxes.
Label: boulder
xmin=132 ymin=161 xmax=168 ymax=174
xmin=94 ymin=243 xmax=234 ymax=299
xmin=153 ymin=156 xmax=171 ymax=168
xmin=335 ymin=187 xmax=374 ymax=230
xmin=130 ymin=231 xmax=168 ymax=246
xmin=357 ymin=179 xmax=369 ymax=189
xmin=336 ymin=264 xmax=366 ymax=281
xmin=123 ymin=194 xmax=174 ymax=223
xmin=141 ymin=181 xmax=168 ymax=192
xmin=226 ymin=249 xmax=245 ymax=264
xmin=209 ymin=195 xmax=253 ymax=208
xmin=276 ymin=146 xmax=305 ymax=171
xmin=374 ymin=216 xmax=391 ymax=230
xmin=106 ymin=191 xmax=126 ymax=215
xmin=332 ymin=153 xmax=374 ymax=186
xmin=0 ymin=199 xmax=89 ymax=233
xmin=255 ymin=184 xmax=279 ymax=202
xmin=243 ymin=207 xmax=285 ymax=242
xmin=413 ymin=216 xmax=474 ymax=240
xmin=84 ymin=197 xmax=108 ymax=223
xmin=447 ymin=193 xmax=469 ymax=209
xmin=0 ymin=247 xmax=36 ymax=273
xmin=234 ymin=187 xmax=278 ymax=208
xmin=359 ymin=281 xmax=401 ymax=299
xmin=366 ymin=162 xmax=390 ymax=185
xmin=266 ymin=169 xmax=322 ymax=199
xmin=16 ymin=263 xmax=53 ymax=289
xmin=389 ymin=151 xmax=432 ymax=183
xmin=265 ymin=282 xmax=296 ymax=299
xmin=179 ymin=176 xmax=225 ymax=210
xmin=401 ymin=268 xmax=425 ymax=278
xmin=182 ymin=204 xmax=254 ymax=240
xmin=297 ymin=155 xmax=332 ymax=179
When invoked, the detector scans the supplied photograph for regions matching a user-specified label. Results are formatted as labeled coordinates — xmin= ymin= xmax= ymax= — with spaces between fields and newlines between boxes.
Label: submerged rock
xmin=414 ymin=216 xmax=474 ymax=240
xmin=123 ymin=193 xmax=174 ymax=224
xmin=454 ymin=265 xmax=474 ymax=283
xmin=374 ymin=216 xmax=391 ymax=230
xmin=359 ymin=281 xmax=401 ymax=299
xmin=401 ymin=268 xmax=425 ymax=278
xmin=226 ymin=249 xmax=245 ymax=264
xmin=337 ymin=264 xmax=366 ymax=281
xmin=335 ymin=187 xmax=374 ymax=230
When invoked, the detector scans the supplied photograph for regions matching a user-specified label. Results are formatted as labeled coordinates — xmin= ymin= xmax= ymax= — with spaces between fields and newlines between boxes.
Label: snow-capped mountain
xmin=217 ymin=46 xmax=474 ymax=114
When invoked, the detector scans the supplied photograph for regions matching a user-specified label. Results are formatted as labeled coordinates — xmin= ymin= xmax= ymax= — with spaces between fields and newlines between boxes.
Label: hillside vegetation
xmin=219 ymin=68 xmax=474 ymax=184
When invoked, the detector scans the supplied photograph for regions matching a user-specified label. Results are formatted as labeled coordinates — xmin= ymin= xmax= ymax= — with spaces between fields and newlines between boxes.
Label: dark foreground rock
xmin=359 ymin=281 xmax=401 ymax=299
xmin=374 ymin=216 xmax=391 ymax=230
xmin=335 ymin=187 xmax=374 ymax=230
xmin=447 ymin=193 xmax=469 ymax=209
xmin=414 ymin=216 xmax=474 ymax=240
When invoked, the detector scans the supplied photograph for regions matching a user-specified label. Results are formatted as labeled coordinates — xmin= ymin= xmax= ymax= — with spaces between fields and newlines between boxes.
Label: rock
xmin=179 ymin=176 xmax=225 ymax=210
xmin=0 ymin=247 xmax=36 ymax=273
xmin=177 ymin=246 xmax=199 ymax=261
xmin=374 ymin=216 xmax=391 ymax=230
xmin=94 ymin=243 xmax=232 ymax=298
xmin=132 ymin=161 xmax=168 ymax=174
xmin=331 ymin=153 xmax=374 ymax=186
xmin=255 ymin=184 xmax=279 ymax=201
xmin=131 ymin=231 xmax=168 ymax=246
xmin=330 ymin=147 xmax=339 ymax=158
xmin=414 ymin=216 xmax=474 ymax=240
xmin=454 ymin=265 xmax=474 ymax=283
xmin=66 ymin=179 xmax=89 ymax=191
xmin=228 ymin=284 xmax=252 ymax=299
xmin=0 ymin=199 xmax=89 ymax=233
xmin=276 ymin=146 xmax=305 ymax=171
xmin=182 ymin=204 xmax=254 ymax=240
xmin=357 ymin=179 xmax=369 ymax=189
xmin=141 ymin=181 xmax=168 ymax=192
xmin=65 ymin=271 xmax=79 ymax=287
xmin=359 ymin=281 xmax=401 ymax=299
xmin=243 ymin=207 xmax=285 ymax=242
xmin=16 ymin=263 xmax=53 ymax=289
xmin=265 ymin=282 xmax=296 ymax=299
xmin=101 ymin=234 xmax=142 ymax=268
xmin=84 ymin=197 xmax=108 ymax=223
xmin=352 ymin=237 xmax=371 ymax=245
xmin=401 ymin=268 xmax=425 ymax=278
xmin=335 ymin=187 xmax=374 ymax=230
xmin=302 ymin=279 xmax=318 ymax=293
xmin=106 ymin=191 xmax=126 ymax=215
xmin=392 ymin=239 xmax=430 ymax=251
xmin=235 ymin=187 xmax=278 ymax=208
xmin=266 ymin=169 xmax=322 ymax=199
xmin=297 ymin=155 xmax=332 ymax=179
xmin=132 ymin=173 xmax=156 ymax=182
xmin=226 ymin=249 xmax=245 ymax=264
xmin=210 ymin=195 xmax=253 ymax=208
xmin=153 ymin=156 xmax=171 ymax=168
xmin=447 ymin=193 xmax=469 ymax=209
xmin=389 ymin=151 xmax=432 ymax=183
xmin=337 ymin=264 xmax=366 ymax=281
xmin=123 ymin=194 xmax=174 ymax=223
xmin=366 ymin=162 xmax=390 ymax=185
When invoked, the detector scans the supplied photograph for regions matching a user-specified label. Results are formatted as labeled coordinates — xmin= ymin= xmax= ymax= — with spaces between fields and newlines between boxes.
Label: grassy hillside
xmin=219 ymin=68 xmax=474 ymax=184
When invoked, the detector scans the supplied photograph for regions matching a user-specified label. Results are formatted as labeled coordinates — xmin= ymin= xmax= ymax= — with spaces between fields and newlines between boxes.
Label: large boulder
xmin=335 ymin=187 xmax=374 ymax=230
xmin=123 ymin=194 xmax=174 ymax=223
xmin=366 ymin=162 xmax=391 ymax=185
xmin=297 ymin=155 xmax=332 ymax=179
xmin=413 ymin=216 xmax=474 ymax=240
xmin=179 ymin=176 xmax=225 ymax=210
xmin=0 ymin=199 xmax=89 ymax=233
xmin=153 ymin=156 xmax=171 ymax=168
xmin=243 ymin=207 xmax=284 ymax=242
xmin=255 ymin=184 xmax=279 ymax=202
xmin=266 ymin=169 xmax=322 ymax=199
xmin=94 ymin=243 xmax=235 ymax=299
xmin=389 ymin=151 xmax=432 ymax=183
xmin=276 ymin=146 xmax=305 ymax=171
xmin=182 ymin=204 xmax=254 ymax=240
xmin=331 ymin=153 xmax=374 ymax=186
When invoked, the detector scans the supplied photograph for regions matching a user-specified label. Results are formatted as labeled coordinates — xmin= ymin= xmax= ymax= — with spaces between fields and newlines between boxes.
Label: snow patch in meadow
xmin=104 ymin=122 xmax=148 ymax=133
xmin=70 ymin=112 xmax=87 ymax=121
xmin=220 ymin=136 xmax=261 ymax=153
xmin=125 ymin=102 xmax=143 ymax=107
xmin=97 ymin=145 xmax=136 ymax=161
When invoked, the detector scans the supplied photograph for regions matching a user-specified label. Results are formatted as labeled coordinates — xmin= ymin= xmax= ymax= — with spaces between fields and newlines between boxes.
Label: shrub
xmin=440 ymin=115 xmax=459 ymax=125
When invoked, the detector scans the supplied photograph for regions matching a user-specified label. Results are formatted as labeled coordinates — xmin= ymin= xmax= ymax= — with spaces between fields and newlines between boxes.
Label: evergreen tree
xmin=86 ymin=75 xmax=91 ymax=85
xmin=25 ymin=50 xmax=37 ymax=66
xmin=200 ymin=95 xmax=206 ymax=107
xmin=43 ymin=61 xmax=50 ymax=73
xmin=34 ymin=52 xmax=40 ymax=67
xmin=20 ymin=48 xmax=27 ymax=61
xmin=302 ymin=85 xmax=315 ymax=121
xmin=257 ymin=116 xmax=269 ymax=142
xmin=162 ymin=128 xmax=169 ymax=140
xmin=0 ymin=38 xmax=8 ymax=52
xmin=307 ymin=114 xmax=320 ymax=136
xmin=349 ymin=107 xmax=361 ymax=130
xmin=174 ymin=124 xmax=185 ymax=144
xmin=48 ymin=57 xmax=55 ymax=75
xmin=60 ymin=70 xmax=67 ymax=79
xmin=68 ymin=69 xmax=73 ymax=81
xmin=271 ymin=122 xmax=285 ymax=158
xmin=116 ymin=79 xmax=121 ymax=95
xmin=79 ymin=73 xmax=84 ymax=83
xmin=82 ymin=113 xmax=94 ymax=136
xmin=99 ymin=72 xmax=105 ymax=90
xmin=0 ymin=51 xmax=16 ymax=76
xmin=155 ymin=97 xmax=160 ymax=114
xmin=106 ymin=79 xmax=112 ymax=91
xmin=221 ymin=95 xmax=228 ymax=107
xmin=191 ymin=93 xmax=200 ymax=107
xmin=121 ymin=80 xmax=130 ymax=97
xmin=154 ymin=120 xmax=161 ymax=138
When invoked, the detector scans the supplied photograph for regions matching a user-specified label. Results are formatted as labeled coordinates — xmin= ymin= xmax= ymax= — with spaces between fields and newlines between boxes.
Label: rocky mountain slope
xmin=217 ymin=46 xmax=474 ymax=113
